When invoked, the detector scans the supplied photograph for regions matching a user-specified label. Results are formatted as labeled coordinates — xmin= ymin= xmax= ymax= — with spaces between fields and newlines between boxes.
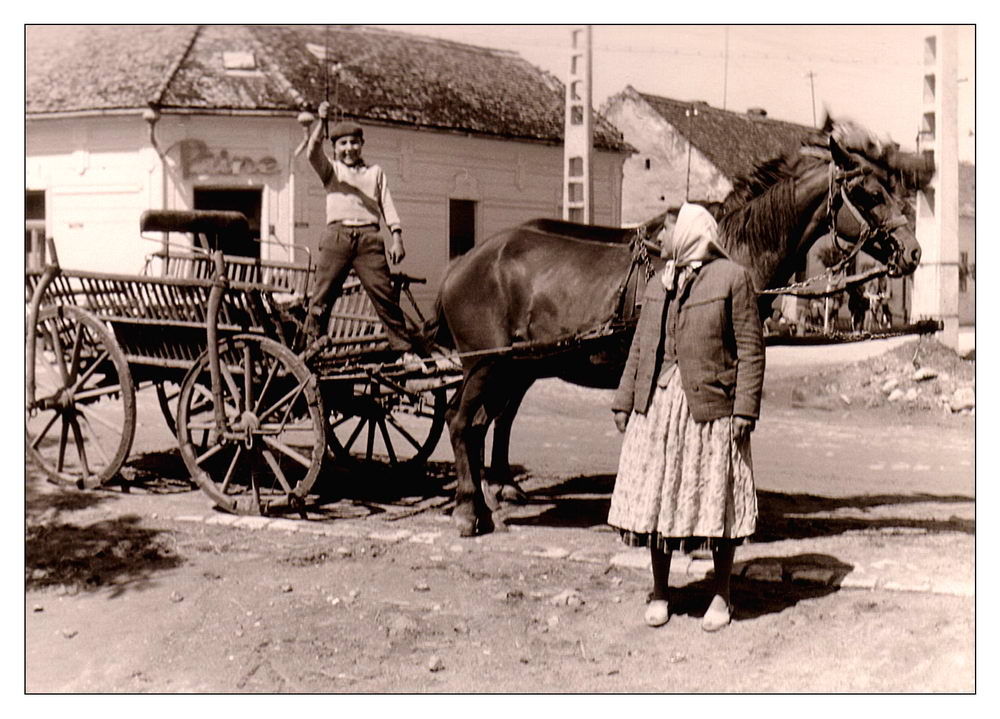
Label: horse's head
xmin=823 ymin=127 xmax=932 ymax=277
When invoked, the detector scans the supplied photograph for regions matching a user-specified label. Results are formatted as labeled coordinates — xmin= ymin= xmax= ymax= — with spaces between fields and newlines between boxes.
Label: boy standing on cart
xmin=303 ymin=101 xmax=424 ymax=367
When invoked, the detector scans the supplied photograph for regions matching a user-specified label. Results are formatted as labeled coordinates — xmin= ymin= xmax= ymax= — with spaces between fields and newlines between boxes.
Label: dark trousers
xmin=306 ymin=223 xmax=413 ymax=352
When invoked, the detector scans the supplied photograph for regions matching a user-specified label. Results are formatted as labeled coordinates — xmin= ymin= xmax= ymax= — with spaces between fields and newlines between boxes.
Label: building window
xmin=959 ymin=251 xmax=969 ymax=293
xmin=26 ymin=190 xmax=46 ymax=269
xmin=193 ymin=188 xmax=262 ymax=257
xmin=449 ymin=199 xmax=476 ymax=259
xmin=645 ymin=158 xmax=652 ymax=170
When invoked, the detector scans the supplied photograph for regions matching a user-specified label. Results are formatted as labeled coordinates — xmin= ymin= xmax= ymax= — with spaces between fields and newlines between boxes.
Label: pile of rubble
xmin=791 ymin=338 xmax=975 ymax=415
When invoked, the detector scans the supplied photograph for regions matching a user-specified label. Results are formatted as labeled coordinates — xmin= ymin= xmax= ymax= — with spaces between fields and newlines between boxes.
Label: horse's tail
xmin=420 ymin=295 xmax=454 ymax=352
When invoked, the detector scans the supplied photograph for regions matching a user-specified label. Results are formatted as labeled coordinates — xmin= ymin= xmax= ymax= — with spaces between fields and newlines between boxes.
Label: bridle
xmin=826 ymin=161 xmax=908 ymax=273
xmin=760 ymin=152 xmax=910 ymax=297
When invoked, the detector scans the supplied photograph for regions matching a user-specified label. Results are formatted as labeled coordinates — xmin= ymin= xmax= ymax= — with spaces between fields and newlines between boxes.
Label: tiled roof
xmin=26 ymin=25 xmax=199 ymax=113
xmin=26 ymin=24 xmax=629 ymax=151
xmin=632 ymin=88 xmax=815 ymax=180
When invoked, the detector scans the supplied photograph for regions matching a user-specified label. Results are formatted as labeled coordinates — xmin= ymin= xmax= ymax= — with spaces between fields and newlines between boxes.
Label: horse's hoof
xmin=499 ymin=483 xmax=528 ymax=504
xmin=454 ymin=515 xmax=477 ymax=538
xmin=481 ymin=485 xmax=501 ymax=513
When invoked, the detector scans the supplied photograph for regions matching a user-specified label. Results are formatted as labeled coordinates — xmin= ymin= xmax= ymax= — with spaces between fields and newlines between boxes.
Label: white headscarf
xmin=660 ymin=202 xmax=726 ymax=291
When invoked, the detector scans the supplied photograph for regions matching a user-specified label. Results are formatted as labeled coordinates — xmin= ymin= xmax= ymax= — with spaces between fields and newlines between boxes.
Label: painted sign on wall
xmin=180 ymin=139 xmax=280 ymax=178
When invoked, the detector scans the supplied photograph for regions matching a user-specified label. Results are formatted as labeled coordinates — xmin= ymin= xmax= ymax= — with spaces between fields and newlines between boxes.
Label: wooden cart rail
xmin=141 ymin=248 xmax=394 ymax=356
xmin=27 ymin=267 xmax=288 ymax=369
xmin=145 ymin=249 xmax=315 ymax=296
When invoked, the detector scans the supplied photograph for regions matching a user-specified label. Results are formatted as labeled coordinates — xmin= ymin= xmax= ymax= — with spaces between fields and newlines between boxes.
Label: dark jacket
xmin=612 ymin=257 xmax=765 ymax=422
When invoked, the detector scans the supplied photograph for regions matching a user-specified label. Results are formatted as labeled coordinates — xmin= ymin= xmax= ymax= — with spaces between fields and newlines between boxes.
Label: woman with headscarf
xmin=609 ymin=202 xmax=765 ymax=632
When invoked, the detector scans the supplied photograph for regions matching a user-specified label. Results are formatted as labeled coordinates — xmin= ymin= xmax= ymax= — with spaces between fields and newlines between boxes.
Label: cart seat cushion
xmin=140 ymin=210 xmax=249 ymax=240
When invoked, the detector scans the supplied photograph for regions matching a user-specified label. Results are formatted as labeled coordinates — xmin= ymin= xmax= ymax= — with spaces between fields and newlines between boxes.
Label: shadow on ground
xmin=498 ymin=473 xmax=974 ymax=540
xmin=120 ymin=450 xmax=198 ymax=493
xmin=670 ymin=570 xmax=845 ymax=623
xmin=26 ymin=467 xmax=185 ymax=596
xmin=26 ymin=515 xmax=184 ymax=596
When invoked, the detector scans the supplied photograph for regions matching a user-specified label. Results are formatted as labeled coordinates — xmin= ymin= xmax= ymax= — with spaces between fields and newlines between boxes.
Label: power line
xmin=412 ymin=30 xmax=924 ymax=68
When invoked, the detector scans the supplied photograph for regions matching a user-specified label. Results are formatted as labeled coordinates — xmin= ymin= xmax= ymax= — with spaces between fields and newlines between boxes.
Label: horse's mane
xmin=713 ymin=120 xmax=890 ymax=258
xmin=715 ymin=147 xmax=819 ymax=257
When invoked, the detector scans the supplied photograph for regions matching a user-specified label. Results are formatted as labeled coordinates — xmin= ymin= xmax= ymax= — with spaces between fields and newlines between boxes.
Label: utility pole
xmin=563 ymin=25 xmax=593 ymax=223
xmin=722 ymin=26 xmax=729 ymax=111
xmin=911 ymin=27 xmax=960 ymax=350
xmin=805 ymin=70 xmax=817 ymax=127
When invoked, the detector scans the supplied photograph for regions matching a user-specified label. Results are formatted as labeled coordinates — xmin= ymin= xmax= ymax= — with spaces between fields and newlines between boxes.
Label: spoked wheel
xmin=325 ymin=376 xmax=450 ymax=470
xmin=176 ymin=335 xmax=325 ymax=515
xmin=26 ymin=305 xmax=136 ymax=488
xmin=154 ymin=380 xmax=181 ymax=434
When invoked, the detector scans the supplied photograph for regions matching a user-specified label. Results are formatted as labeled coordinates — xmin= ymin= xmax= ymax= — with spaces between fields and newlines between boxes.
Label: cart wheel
xmin=26 ymin=305 xmax=136 ymax=488
xmin=154 ymin=380 xmax=180 ymax=434
xmin=325 ymin=378 xmax=450 ymax=470
xmin=176 ymin=335 xmax=325 ymax=515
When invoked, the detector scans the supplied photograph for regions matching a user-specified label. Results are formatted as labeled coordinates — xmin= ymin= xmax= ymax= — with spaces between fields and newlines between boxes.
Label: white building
xmin=26 ymin=25 xmax=631 ymax=308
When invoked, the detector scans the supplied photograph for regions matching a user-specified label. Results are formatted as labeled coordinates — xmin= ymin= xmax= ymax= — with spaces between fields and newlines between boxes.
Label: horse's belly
xmin=552 ymin=346 xmax=629 ymax=389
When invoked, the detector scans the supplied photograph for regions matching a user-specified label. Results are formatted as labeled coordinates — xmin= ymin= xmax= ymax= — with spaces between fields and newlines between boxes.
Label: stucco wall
xmin=602 ymin=95 xmax=731 ymax=226
xmin=27 ymin=114 xmax=624 ymax=308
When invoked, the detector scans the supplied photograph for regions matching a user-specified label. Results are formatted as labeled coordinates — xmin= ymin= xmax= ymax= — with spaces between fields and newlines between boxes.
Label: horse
xmin=434 ymin=122 xmax=930 ymax=537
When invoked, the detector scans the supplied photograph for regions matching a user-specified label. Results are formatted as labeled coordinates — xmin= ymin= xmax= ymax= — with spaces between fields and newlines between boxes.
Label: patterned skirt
xmin=608 ymin=364 xmax=757 ymax=552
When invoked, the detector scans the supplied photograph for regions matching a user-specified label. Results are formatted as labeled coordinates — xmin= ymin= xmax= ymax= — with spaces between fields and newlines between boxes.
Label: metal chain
xmin=632 ymin=224 xmax=658 ymax=281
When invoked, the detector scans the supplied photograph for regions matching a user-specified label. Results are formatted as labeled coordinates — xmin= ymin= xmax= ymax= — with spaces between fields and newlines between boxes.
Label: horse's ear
xmin=820 ymin=110 xmax=835 ymax=135
xmin=829 ymin=134 xmax=856 ymax=170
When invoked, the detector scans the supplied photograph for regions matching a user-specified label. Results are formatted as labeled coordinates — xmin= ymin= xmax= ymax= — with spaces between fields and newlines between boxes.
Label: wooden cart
xmin=25 ymin=210 xmax=461 ymax=515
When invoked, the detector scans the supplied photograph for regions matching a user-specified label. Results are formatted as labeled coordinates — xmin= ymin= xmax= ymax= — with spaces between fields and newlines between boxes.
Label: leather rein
xmin=759 ymin=153 xmax=908 ymax=298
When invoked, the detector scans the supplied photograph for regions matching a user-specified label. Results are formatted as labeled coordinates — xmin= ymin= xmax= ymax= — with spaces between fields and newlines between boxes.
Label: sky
xmin=384 ymin=24 xmax=975 ymax=162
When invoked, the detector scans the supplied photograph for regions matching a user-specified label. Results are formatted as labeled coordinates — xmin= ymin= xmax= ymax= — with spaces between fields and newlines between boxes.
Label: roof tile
xmin=27 ymin=24 xmax=628 ymax=151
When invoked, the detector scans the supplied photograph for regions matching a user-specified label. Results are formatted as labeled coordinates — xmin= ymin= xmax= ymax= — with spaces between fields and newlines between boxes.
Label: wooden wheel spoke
xmin=67 ymin=323 xmax=86 ymax=382
xmin=219 ymin=446 xmax=245 ymax=494
xmin=261 ymin=435 xmax=313 ymax=470
xmin=72 ymin=382 xmax=125 ymax=403
xmin=260 ymin=447 xmax=295 ymax=493
xmin=76 ymin=412 xmax=112 ymax=465
xmin=256 ymin=382 xmax=307 ymax=424
xmin=29 ymin=410 xmax=62 ymax=451
xmin=376 ymin=417 xmax=398 ymax=464
xmin=67 ymin=414 xmax=92 ymax=478
xmin=194 ymin=440 xmax=228 ymax=467
xmin=78 ymin=403 xmax=123 ymax=434
xmin=34 ymin=356 xmax=65 ymax=395
xmin=69 ymin=349 xmax=111 ymax=396
xmin=366 ymin=415 xmax=377 ymax=459
xmin=192 ymin=382 xmax=233 ymax=417
xmin=343 ymin=417 xmax=368 ymax=453
xmin=383 ymin=413 xmax=424 ymax=452
xmin=252 ymin=356 xmax=282 ymax=415
xmin=57 ymin=419 xmax=69 ymax=472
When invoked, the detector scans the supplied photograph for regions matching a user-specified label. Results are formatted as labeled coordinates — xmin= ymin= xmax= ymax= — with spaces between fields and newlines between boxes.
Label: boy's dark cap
xmin=329 ymin=121 xmax=364 ymax=141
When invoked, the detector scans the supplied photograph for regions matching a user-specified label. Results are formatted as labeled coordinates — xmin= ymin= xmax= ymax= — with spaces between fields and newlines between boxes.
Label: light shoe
xmin=644 ymin=600 xmax=670 ymax=627
xmin=429 ymin=350 xmax=462 ymax=371
xmin=701 ymin=601 xmax=732 ymax=632
xmin=400 ymin=352 xmax=429 ymax=372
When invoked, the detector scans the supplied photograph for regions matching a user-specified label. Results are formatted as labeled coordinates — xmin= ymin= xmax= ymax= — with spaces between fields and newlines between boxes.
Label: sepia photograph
xmin=24 ymin=20 xmax=978 ymax=695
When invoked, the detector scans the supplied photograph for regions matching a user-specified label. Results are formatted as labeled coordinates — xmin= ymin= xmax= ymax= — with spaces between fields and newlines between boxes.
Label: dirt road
xmin=25 ymin=340 xmax=975 ymax=693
